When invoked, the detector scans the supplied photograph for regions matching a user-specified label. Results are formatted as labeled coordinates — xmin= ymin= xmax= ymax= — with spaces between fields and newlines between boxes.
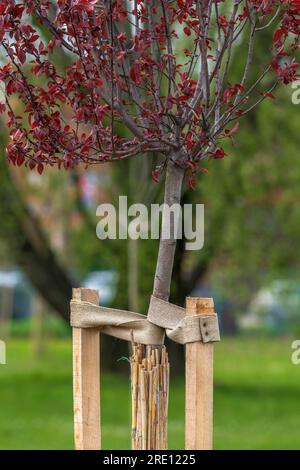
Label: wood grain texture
xmin=131 ymin=344 xmax=169 ymax=450
xmin=185 ymin=297 xmax=215 ymax=450
xmin=72 ymin=288 xmax=100 ymax=450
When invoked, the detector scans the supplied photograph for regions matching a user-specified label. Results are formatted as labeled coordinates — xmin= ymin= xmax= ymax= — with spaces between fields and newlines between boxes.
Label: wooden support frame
xmin=71 ymin=293 xmax=217 ymax=450
xmin=185 ymin=297 xmax=215 ymax=450
xmin=72 ymin=288 xmax=101 ymax=450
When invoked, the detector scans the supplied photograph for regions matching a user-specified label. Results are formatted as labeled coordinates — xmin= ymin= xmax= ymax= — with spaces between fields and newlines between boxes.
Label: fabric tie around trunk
xmin=70 ymin=295 xmax=220 ymax=345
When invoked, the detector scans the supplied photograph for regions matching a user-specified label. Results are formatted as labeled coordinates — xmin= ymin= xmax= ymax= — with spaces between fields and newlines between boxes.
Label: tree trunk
xmin=131 ymin=161 xmax=185 ymax=450
xmin=128 ymin=238 xmax=139 ymax=312
xmin=153 ymin=162 xmax=185 ymax=300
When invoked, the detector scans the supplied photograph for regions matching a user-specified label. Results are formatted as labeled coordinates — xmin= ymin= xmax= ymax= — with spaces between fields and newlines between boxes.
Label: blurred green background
xmin=1 ymin=6 xmax=300 ymax=451
xmin=1 ymin=337 xmax=299 ymax=450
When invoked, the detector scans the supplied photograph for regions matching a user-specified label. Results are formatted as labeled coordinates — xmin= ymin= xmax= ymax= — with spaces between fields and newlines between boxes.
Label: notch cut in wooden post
xmin=185 ymin=297 xmax=215 ymax=450
xmin=72 ymin=288 xmax=101 ymax=450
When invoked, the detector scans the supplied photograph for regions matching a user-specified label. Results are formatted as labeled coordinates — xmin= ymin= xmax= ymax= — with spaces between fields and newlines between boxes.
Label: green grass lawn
xmin=0 ymin=336 xmax=299 ymax=450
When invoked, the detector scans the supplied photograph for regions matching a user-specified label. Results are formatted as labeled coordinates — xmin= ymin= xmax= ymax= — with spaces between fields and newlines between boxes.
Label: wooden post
xmin=185 ymin=297 xmax=215 ymax=450
xmin=72 ymin=288 xmax=101 ymax=450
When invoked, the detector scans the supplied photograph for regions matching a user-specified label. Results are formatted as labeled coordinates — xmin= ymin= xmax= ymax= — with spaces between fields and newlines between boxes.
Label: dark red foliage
xmin=0 ymin=0 xmax=299 ymax=178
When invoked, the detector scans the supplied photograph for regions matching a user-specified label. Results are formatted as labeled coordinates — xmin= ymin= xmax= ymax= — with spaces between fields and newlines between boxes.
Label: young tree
xmin=1 ymin=0 xmax=300 ymax=449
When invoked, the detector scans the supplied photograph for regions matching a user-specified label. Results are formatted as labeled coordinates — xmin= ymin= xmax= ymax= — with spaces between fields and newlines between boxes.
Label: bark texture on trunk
xmin=131 ymin=161 xmax=185 ymax=450
xmin=153 ymin=161 xmax=185 ymax=301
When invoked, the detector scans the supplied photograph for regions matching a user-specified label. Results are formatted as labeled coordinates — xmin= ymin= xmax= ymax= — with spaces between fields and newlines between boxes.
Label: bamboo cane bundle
xmin=131 ymin=344 xmax=169 ymax=450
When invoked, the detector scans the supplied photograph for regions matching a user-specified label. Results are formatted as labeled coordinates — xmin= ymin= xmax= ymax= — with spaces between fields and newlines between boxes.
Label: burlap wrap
xmin=70 ymin=295 xmax=220 ymax=345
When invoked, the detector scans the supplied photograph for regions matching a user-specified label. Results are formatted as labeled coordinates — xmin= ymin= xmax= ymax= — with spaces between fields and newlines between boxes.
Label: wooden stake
xmin=72 ymin=288 xmax=101 ymax=450
xmin=185 ymin=297 xmax=215 ymax=450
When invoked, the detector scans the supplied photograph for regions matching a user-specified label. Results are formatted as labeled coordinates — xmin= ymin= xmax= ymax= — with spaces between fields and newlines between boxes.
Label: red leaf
xmin=261 ymin=91 xmax=275 ymax=99
xmin=17 ymin=49 xmax=26 ymax=64
xmin=225 ymin=122 xmax=240 ymax=138
xmin=37 ymin=163 xmax=44 ymax=175
xmin=130 ymin=62 xmax=142 ymax=85
xmin=151 ymin=170 xmax=159 ymax=183
xmin=188 ymin=176 xmax=196 ymax=190
xmin=211 ymin=148 xmax=226 ymax=159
